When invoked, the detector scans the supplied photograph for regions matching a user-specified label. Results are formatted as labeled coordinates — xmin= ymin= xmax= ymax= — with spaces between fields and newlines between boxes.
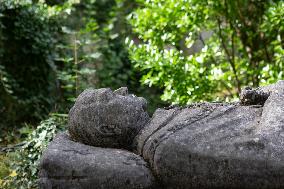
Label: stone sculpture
xmin=39 ymin=81 xmax=284 ymax=189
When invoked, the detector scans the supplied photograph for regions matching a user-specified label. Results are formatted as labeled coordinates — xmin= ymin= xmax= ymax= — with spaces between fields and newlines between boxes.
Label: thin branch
xmin=0 ymin=142 xmax=26 ymax=153
xmin=262 ymin=36 xmax=272 ymax=63
xmin=217 ymin=18 xmax=241 ymax=94
xmin=220 ymin=80 xmax=234 ymax=97
xmin=236 ymin=0 xmax=248 ymax=27
xmin=200 ymin=33 xmax=234 ymax=97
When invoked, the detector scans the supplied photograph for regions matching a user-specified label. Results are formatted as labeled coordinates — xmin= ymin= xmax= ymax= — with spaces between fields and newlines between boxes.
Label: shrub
xmin=3 ymin=114 xmax=67 ymax=189
xmin=0 ymin=0 xmax=64 ymax=128
xmin=128 ymin=0 xmax=284 ymax=104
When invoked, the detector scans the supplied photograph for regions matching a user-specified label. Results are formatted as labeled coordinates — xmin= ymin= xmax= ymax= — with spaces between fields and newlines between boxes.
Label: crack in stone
xmin=48 ymin=175 xmax=88 ymax=180
xmin=62 ymin=149 xmax=93 ymax=156
xmin=206 ymin=105 xmax=238 ymax=122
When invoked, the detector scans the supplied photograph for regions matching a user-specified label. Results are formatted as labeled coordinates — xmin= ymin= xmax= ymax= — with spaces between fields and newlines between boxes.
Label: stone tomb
xmin=39 ymin=81 xmax=284 ymax=189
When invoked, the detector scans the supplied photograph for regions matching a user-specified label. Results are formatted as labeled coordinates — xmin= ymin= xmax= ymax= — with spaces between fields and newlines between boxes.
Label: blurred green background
xmin=0 ymin=0 xmax=283 ymax=188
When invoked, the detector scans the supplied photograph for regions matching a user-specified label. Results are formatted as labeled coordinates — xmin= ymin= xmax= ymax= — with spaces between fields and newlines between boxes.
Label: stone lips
xmin=68 ymin=87 xmax=150 ymax=149
xmin=39 ymin=132 xmax=156 ymax=189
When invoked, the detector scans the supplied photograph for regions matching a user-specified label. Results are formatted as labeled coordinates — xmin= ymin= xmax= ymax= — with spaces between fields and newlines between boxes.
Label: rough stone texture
xmin=39 ymin=132 xmax=156 ymax=189
xmin=68 ymin=87 xmax=149 ymax=149
xmin=135 ymin=81 xmax=284 ymax=189
xmin=240 ymin=86 xmax=270 ymax=105
xmin=39 ymin=81 xmax=284 ymax=189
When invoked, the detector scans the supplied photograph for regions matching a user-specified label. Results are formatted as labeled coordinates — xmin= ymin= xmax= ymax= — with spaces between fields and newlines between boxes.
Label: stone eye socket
xmin=97 ymin=124 xmax=122 ymax=136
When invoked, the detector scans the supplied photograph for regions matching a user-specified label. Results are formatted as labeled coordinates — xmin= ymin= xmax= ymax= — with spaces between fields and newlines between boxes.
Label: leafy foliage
xmin=67 ymin=0 xmax=166 ymax=113
xmin=128 ymin=0 xmax=284 ymax=104
xmin=3 ymin=114 xmax=67 ymax=189
xmin=0 ymin=1 xmax=164 ymax=188
xmin=0 ymin=154 xmax=10 ymax=186
xmin=0 ymin=0 xmax=65 ymax=128
xmin=0 ymin=0 xmax=283 ymax=188
xmin=0 ymin=0 xmax=97 ymax=135
xmin=94 ymin=0 xmax=166 ymax=112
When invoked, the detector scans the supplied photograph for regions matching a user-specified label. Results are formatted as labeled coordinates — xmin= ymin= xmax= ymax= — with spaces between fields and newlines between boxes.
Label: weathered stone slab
xmin=39 ymin=132 xmax=156 ymax=189
xmin=68 ymin=87 xmax=150 ymax=149
xmin=136 ymin=81 xmax=284 ymax=189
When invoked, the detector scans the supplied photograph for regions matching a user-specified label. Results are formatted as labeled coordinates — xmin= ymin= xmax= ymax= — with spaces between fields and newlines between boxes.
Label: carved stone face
xmin=68 ymin=87 xmax=150 ymax=150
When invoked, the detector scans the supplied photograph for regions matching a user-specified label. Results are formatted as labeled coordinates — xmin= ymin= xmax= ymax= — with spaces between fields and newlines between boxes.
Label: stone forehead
xmin=75 ymin=88 xmax=143 ymax=105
